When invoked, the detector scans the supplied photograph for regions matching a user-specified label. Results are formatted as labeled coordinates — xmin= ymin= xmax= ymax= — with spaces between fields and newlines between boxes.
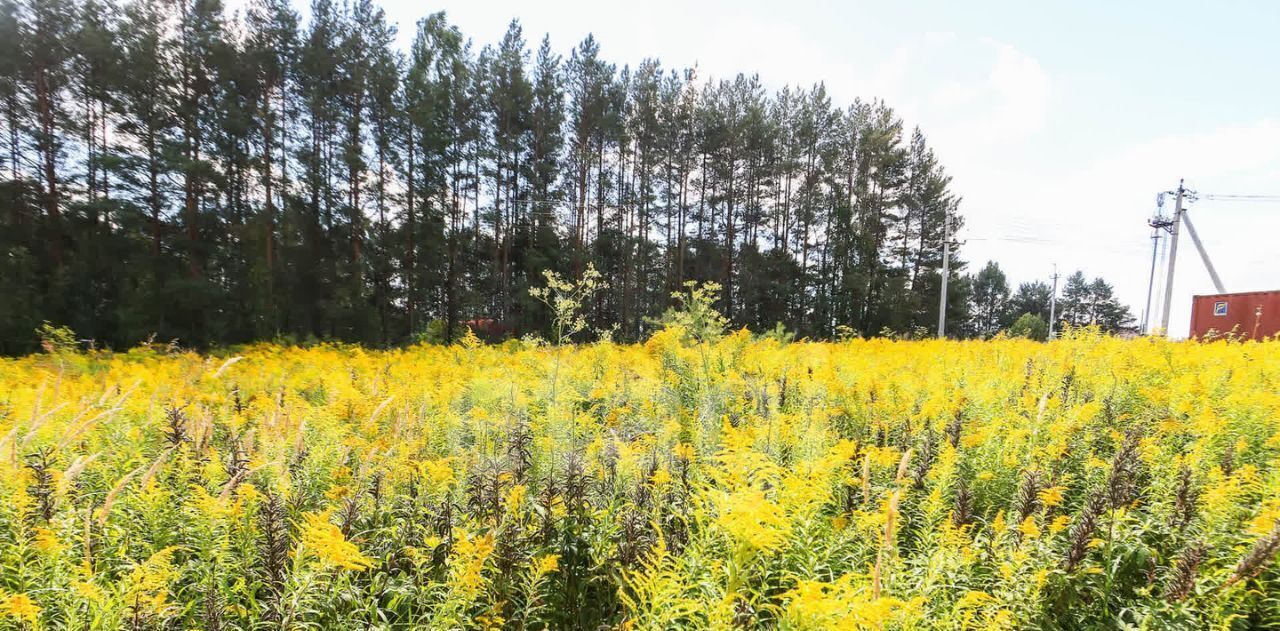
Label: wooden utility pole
xmin=937 ymin=213 xmax=950 ymax=338
xmin=1049 ymin=265 xmax=1060 ymax=339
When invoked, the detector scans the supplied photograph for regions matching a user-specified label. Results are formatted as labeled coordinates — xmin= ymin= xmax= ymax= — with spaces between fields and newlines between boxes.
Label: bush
xmin=1006 ymin=312 xmax=1049 ymax=341
xmin=36 ymin=321 xmax=78 ymax=353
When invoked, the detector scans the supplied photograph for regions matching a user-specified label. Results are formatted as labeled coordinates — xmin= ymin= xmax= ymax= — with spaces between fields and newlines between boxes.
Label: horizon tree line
xmin=0 ymin=0 xmax=1131 ymax=353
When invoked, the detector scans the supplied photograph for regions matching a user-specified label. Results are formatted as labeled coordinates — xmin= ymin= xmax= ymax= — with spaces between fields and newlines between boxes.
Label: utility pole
xmin=1048 ymin=265 xmax=1059 ymax=339
xmin=1143 ymin=191 xmax=1174 ymax=335
xmin=1158 ymin=180 xmax=1185 ymax=335
xmin=937 ymin=212 xmax=950 ymax=338
xmin=1141 ymin=227 xmax=1161 ymax=334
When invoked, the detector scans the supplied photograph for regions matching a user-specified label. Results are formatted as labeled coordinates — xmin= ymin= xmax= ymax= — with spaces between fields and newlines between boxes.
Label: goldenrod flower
xmin=533 ymin=553 xmax=560 ymax=577
xmin=33 ymin=527 xmax=65 ymax=554
xmin=449 ymin=529 xmax=495 ymax=598
xmin=1038 ymin=486 xmax=1065 ymax=509
xmin=1048 ymin=515 xmax=1071 ymax=536
xmin=716 ymin=487 xmax=791 ymax=552
xmin=673 ymin=443 xmax=696 ymax=462
xmin=1 ymin=593 xmax=40 ymax=623
xmin=74 ymin=580 xmax=104 ymax=603
xmin=299 ymin=511 xmax=373 ymax=571
xmin=1018 ymin=516 xmax=1041 ymax=539
xmin=782 ymin=575 xmax=908 ymax=629
xmin=419 ymin=459 xmax=456 ymax=491
xmin=126 ymin=546 xmax=181 ymax=615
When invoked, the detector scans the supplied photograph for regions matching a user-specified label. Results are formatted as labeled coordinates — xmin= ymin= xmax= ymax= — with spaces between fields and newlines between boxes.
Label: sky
xmin=321 ymin=0 xmax=1280 ymax=335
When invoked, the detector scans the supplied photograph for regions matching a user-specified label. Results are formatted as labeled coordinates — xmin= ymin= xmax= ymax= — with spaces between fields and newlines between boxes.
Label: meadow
xmin=2 ymin=326 xmax=1279 ymax=629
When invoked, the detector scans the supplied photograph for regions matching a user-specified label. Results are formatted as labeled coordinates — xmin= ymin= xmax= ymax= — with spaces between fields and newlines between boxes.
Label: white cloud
xmin=983 ymin=39 xmax=1051 ymax=139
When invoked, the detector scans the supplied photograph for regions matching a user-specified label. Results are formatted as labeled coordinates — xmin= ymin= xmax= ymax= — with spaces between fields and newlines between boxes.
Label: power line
xmin=965 ymin=236 xmax=1149 ymax=254
xmin=1201 ymin=193 xmax=1280 ymax=202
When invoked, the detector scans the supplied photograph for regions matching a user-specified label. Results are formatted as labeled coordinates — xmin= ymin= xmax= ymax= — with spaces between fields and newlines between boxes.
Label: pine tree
xmin=23 ymin=0 xmax=79 ymax=269
xmin=244 ymin=0 xmax=299 ymax=337
xmin=969 ymin=261 xmax=1010 ymax=338
xmin=1056 ymin=272 xmax=1134 ymax=333
xmin=363 ymin=5 xmax=400 ymax=344
xmin=485 ymin=20 xmax=533 ymax=324
xmin=403 ymin=11 xmax=464 ymax=340
xmin=0 ymin=0 xmax=1025 ymax=351
xmin=1006 ymin=281 xmax=1052 ymax=327
xmin=1058 ymin=271 xmax=1091 ymax=329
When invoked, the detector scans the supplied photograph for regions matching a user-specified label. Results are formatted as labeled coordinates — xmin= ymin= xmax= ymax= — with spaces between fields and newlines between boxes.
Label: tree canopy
xmin=0 ymin=0 xmax=1131 ymax=353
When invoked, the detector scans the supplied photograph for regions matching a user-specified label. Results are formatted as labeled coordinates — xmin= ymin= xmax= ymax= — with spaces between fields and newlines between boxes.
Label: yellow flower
xmin=716 ymin=487 xmax=791 ymax=552
xmin=74 ymin=580 xmax=104 ymax=603
xmin=190 ymin=484 xmax=237 ymax=519
xmin=991 ymin=511 xmax=1007 ymax=535
xmin=1048 ymin=515 xmax=1071 ymax=536
xmin=782 ymin=574 xmax=908 ymax=629
xmin=867 ymin=446 xmax=902 ymax=468
xmin=1 ymin=593 xmax=40 ymax=623
xmin=954 ymin=590 xmax=992 ymax=610
xmin=1248 ymin=500 xmax=1280 ymax=536
xmin=1034 ymin=568 xmax=1050 ymax=588
xmin=992 ymin=609 xmax=1016 ymax=629
xmin=10 ymin=489 xmax=33 ymax=522
xmin=419 ymin=459 xmax=456 ymax=491
xmin=533 ymin=553 xmax=560 ymax=577
xmin=324 ymin=484 xmax=353 ymax=502
xmin=650 ymin=467 xmax=672 ymax=487
xmin=299 ymin=511 xmax=373 ymax=571
xmin=1018 ymin=516 xmax=1041 ymax=539
xmin=33 ymin=527 xmax=66 ymax=554
xmin=1038 ymin=486 xmax=1065 ymax=509
xmin=126 ymin=546 xmax=181 ymax=615
xmin=999 ymin=561 xmax=1016 ymax=580
xmin=236 ymin=482 xmax=263 ymax=504
xmin=673 ymin=443 xmax=696 ymax=462
xmin=976 ymin=470 xmax=996 ymax=481
xmin=505 ymin=484 xmax=528 ymax=512
xmin=450 ymin=530 xmax=496 ymax=598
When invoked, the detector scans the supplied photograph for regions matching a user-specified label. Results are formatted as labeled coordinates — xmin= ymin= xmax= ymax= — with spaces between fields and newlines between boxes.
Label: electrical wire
xmin=1200 ymin=193 xmax=1280 ymax=202
xmin=965 ymin=235 xmax=1149 ymax=254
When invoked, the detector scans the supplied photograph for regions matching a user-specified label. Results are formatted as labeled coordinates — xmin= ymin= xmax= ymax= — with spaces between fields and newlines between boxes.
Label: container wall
xmin=1190 ymin=291 xmax=1280 ymax=340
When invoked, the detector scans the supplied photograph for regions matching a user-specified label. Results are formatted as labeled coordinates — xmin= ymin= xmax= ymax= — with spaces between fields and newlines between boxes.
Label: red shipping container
xmin=1189 ymin=291 xmax=1280 ymax=340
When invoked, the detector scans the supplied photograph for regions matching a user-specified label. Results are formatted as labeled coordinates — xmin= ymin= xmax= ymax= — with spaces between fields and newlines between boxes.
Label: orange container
xmin=1189 ymin=291 xmax=1280 ymax=340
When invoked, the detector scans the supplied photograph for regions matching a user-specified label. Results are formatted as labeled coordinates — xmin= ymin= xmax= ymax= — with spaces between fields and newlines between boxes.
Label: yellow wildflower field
xmin=2 ymin=329 xmax=1279 ymax=629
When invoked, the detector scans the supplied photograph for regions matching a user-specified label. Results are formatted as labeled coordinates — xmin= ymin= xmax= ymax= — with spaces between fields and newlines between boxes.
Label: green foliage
xmin=36 ymin=321 xmax=77 ymax=353
xmin=0 ymin=0 xmax=994 ymax=354
xmin=1059 ymin=271 xmax=1136 ymax=334
xmin=758 ymin=322 xmax=797 ymax=344
xmin=966 ymin=263 xmax=1134 ymax=338
xmin=414 ymin=319 xmax=450 ymax=345
xmin=653 ymin=281 xmax=730 ymax=344
xmin=1006 ymin=312 xmax=1049 ymax=341
xmin=970 ymin=260 xmax=1010 ymax=338
xmin=529 ymin=264 xmax=608 ymax=345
